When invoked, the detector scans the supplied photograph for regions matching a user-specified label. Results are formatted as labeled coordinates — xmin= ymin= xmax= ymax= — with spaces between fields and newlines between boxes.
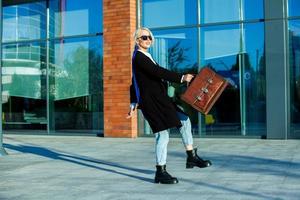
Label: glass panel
xmin=142 ymin=0 xmax=197 ymax=28
xmin=2 ymin=42 xmax=47 ymax=130
xmin=49 ymin=36 xmax=103 ymax=134
xmin=201 ymin=0 xmax=240 ymax=24
xmin=144 ymin=28 xmax=198 ymax=135
xmin=3 ymin=1 xmax=46 ymax=42
xmin=288 ymin=0 xmax=300 ymax=17
xmin=200 ymin=24 xmax=241 ymax=135
xmin=49 ymin=0 xmax=102 ymax=38
xmin=243 ymin=0 xmax=264 ymax=20
xmin=243 ymin=22 xmax=266 ymax=136
xmin=289 ymin=20 xmax=300 ymax=138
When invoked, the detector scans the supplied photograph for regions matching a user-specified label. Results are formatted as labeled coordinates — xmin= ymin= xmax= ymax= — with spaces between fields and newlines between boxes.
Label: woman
xmin=127 ymin=27 xmax=211 ymax=184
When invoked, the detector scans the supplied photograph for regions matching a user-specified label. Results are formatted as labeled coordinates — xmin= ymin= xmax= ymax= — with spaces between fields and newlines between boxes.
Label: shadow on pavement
xmin=179 ymin=178 xmax=284 ymax=200
xmin=4 ymin=143 xmax=154 ymax=183
xmin=169 ymin=150 xmax=300 ymax=179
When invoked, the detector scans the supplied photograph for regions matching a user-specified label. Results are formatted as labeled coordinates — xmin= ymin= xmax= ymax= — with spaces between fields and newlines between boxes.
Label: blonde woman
xmin=127 ymin=27 xmax=211 ymax=184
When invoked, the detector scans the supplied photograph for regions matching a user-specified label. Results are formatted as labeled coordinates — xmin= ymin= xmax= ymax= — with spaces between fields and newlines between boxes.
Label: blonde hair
xmin=134 ymin=27 xmax=155 ymax=46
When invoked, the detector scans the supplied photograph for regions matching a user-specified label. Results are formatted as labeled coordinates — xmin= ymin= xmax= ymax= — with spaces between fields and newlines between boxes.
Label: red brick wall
xmin=103 ymin=0 xmax=137 ymax=137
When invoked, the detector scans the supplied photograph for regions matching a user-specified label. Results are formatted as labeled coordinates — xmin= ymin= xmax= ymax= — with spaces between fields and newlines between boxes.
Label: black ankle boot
xmin=154 ymin=165 xmax=178 ymax=184
xmin=186 ymin=148 xmax=212 ymax=169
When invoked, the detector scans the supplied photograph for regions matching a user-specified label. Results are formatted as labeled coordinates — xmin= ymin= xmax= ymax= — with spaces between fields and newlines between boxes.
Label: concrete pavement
xmin=0 ymin=135 xmax=300 ymax=200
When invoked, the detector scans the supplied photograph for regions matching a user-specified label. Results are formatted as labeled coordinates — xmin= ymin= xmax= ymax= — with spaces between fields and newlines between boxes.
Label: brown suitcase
xmin=181 ymin=67 xmax=228 ymax=115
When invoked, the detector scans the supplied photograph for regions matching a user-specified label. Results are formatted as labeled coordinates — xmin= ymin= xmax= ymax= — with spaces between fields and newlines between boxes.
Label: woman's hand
xmin=183 ymin=74 xmax=194 ymax=83
xmin=126 ymin=109 xmax=135 ymax=119
xmin=126 ymin=103 xmax=138 ymax=119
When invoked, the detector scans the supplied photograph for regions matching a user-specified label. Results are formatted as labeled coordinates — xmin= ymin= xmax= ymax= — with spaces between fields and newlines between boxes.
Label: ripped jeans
xmin=155 ymin=111 xmax=193 ymax=166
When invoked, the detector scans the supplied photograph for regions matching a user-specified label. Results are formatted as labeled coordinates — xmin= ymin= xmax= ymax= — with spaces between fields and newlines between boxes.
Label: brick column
xmin=103 ymin=0 xmax=137 ymax=137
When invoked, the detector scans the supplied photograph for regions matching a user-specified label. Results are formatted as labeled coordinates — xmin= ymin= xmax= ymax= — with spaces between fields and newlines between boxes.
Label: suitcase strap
xmin=192 ymin=73 xmax=216 ymax=104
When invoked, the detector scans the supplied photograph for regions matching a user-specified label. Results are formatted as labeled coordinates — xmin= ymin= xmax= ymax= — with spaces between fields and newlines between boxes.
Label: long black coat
xmin=130 ymin=51 xmax=184 ymax=133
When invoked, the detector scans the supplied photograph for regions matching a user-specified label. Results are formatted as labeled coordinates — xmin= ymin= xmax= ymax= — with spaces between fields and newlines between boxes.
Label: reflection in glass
xmin=200 ymin=0 xmax=264 ymax=23
xmin=201 ymin=25 xmax=241 ymax=61
xmin=2 ymin=42 xmax=47 ymax=130
xmin=289 ymin=20 xmax=300 ymax=137
xmin=49 ymin=36 xmax=103 ymax=133
xmin=201 ymin=24 xmax=242 ymax=135
xmin=288 ymin=0 xmax=300 ymax=17
xmin=151 ymin=29 xmax=198 ymax=72
xmin=3 ymin=2 xmax=46 ymax=42
xmin=243 ymin=22 xmax=266 ymax=135
xmin=142 ymin=0 xmax=197 ymax=28
xmin=201 ymin=0 xmax=240 ymax=24
xmin=49 ymin=0 xmax=102 ymax=38
xmin=1 ymin=0 xmax=103 ymax=135
xmin=200 ymin=23 xmax=266 ymax=136
xmin=145 ymin=28 xmax=198 ymax=135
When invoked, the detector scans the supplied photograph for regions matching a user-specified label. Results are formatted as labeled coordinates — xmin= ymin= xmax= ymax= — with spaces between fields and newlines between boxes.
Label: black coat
xmin=130 ymin=51 xmax=184 ymax=133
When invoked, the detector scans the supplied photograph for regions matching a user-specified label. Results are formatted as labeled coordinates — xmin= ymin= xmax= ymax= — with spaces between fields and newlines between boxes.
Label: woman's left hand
xmin=126 ymin=104 xmax=138 ymax=119
xmin=183 ymin=74 xmax=194 ymax=83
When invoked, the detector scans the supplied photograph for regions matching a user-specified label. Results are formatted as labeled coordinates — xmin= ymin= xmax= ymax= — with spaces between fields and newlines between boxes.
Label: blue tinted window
xmin=201 ymin=0 xmax=240 ymax=24
xmin=2 ymin=42 xmax=48 ymax=128
xmin=289 ymin=20 xmax=300 ymax=136
xmin=50 ymin=36 xmax=102 ymax=100
xmin=244 ymin=23 xmax=265 ymax=70
xmin=289 ymin=0 xmax=300 ymax=17
xmin=3 ymin=2 xmax=46 ymax=42
xmin=201 ymin=24 xmax=241 ymax=65
xmin=200 ymin=24 xmax=242 ymax=135
xmin=150 ymin=28 xmax=198 ymax=72
xmin=49 ymin=36 xmax=103 ymax=132
xmin=142 ymin=0 xmax=197 ymax=28
xmin=49 ymin=0 xmax=102 ymax=38
xmin=2 ymin=42 xmax=47 ymax=99
xmin=200 ymin=23 xmax=266 ymax=136
xmin=243 ymin=22 xmax=266 ymax=135
xmin=243 ymin=0 xmax=264 ymax=20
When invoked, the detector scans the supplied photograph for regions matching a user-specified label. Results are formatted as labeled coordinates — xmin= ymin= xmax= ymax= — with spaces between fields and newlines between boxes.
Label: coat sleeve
xmin=130 ymin=83 xmax=137 ymax=104
xmin=135 ymin=53 xmax=183 ymax=83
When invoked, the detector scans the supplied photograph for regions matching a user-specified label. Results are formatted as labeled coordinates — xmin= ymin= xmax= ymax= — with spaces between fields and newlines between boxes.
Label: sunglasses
xmin=139 ymin=35 xmax=153 ymax=41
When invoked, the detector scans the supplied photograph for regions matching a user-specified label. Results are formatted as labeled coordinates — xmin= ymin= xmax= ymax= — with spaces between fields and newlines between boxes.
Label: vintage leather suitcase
xmin=181 ymin=67 xmax=228 ymax=115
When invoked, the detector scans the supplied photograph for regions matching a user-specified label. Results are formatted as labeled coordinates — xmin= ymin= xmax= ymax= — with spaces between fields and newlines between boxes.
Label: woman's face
xmin=137 ymin=30 xmax=152 ymax=50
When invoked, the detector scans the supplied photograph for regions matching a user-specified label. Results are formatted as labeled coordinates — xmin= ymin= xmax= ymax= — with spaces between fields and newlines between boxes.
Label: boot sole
xmin=154 ymin=179 xmax=179 ymax=184
xmin=186 ymin=162 xmax=212 ymax=169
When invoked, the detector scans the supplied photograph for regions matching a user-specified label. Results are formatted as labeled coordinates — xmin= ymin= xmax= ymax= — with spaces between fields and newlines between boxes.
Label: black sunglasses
xmin=139 ymin=35 xmax=153 ymax=41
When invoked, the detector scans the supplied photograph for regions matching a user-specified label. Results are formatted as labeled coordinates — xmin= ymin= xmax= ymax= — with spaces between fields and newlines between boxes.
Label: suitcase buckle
xmin=193 ymin=95 xmax=202 ymax=104
xmin=196 ymin=95 xmax=202 ymax=101
xmin=207 ymin=78 xmax=213 ymax=84
xmin=201 ymin=87 xmax=209 ymax=93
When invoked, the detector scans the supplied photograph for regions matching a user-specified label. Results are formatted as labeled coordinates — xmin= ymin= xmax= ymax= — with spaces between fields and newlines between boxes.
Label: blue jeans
xmin=155 ymin=111 xmax=193 ymax=165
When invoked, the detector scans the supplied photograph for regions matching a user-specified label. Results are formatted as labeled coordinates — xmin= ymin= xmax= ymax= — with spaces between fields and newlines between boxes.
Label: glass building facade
xmin=140 ymin=0 xmax=266 ymax=138
xmin=1 ymin=0 xmax=103 ymax=134
xmin=138 ymin=0 xmax=300 ymax=139
xmin=0 ymin=0 xmax=300 ymax=139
